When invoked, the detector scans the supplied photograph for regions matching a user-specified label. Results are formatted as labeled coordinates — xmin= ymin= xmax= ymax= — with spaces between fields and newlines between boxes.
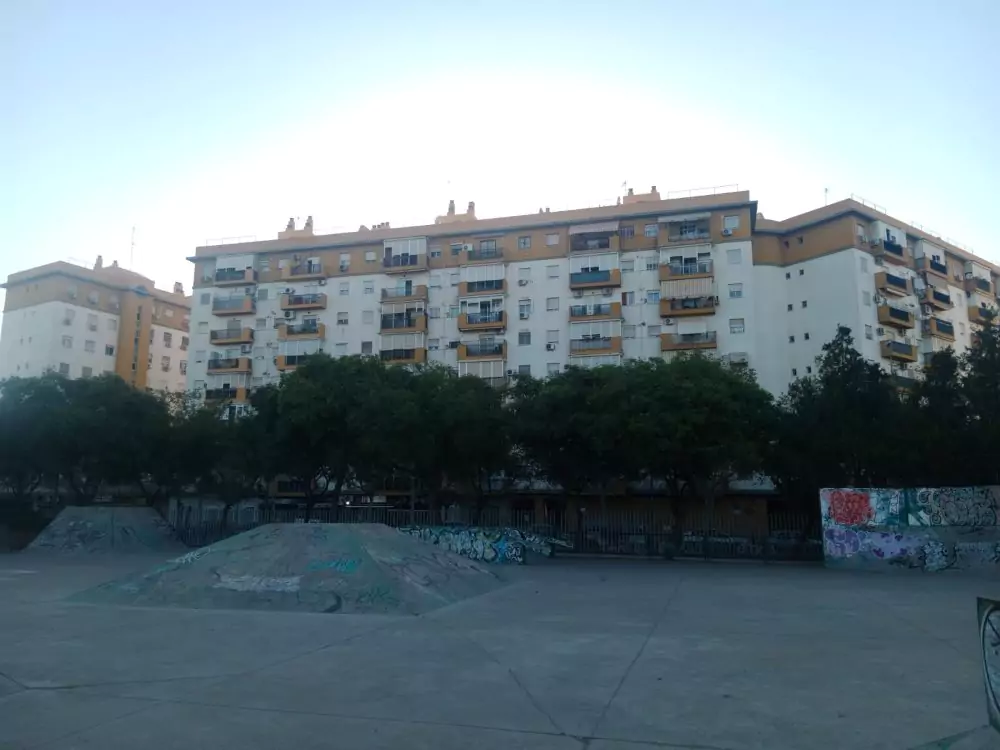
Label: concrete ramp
xmin=73 ymin=523 xmax=504 ymax=615
xmin=28 ymin=506 xmax=183 ymax=554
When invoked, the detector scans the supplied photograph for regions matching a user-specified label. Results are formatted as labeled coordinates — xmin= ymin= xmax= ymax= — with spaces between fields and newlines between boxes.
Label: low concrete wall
xmin=820 ymin=487 xmax=1000 ymax=573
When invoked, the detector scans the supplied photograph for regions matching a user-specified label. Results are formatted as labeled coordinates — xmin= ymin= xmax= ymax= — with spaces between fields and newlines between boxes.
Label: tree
xmin=962 ymin=316 xmax=1000 ymax=484
xmin=0 ymin=376 xmax=67 ymax=504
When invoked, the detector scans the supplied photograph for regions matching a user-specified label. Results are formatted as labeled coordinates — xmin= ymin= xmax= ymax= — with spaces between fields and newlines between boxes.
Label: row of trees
xmin=1 ymin=322 xmax=998 ymax=524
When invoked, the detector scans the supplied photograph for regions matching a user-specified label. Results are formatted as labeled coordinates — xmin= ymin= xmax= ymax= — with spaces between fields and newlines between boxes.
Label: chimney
xmin=651 ymin=185 xmax=657 ymax=192
xmin=173 ymin=282 xmax=184 ymax=294
xmin=467 ymin=201 xmax=476 ymax=217
xmin=111 ymin=260 xmax=119 ymax=268
xmin=447 ymin=200 xmax=456 ymax=216
xmin=285 ymin=217 xmax=295 ymax=231
xmin=545 ymin=207 xmax=550 ymax=213
xmin=304 ymin=215 xmax=314 ymax=232
xmin=94 ymin=255 xmax=103 ymax=270
xmin=627 ymin=188 xmax=634 ymax=196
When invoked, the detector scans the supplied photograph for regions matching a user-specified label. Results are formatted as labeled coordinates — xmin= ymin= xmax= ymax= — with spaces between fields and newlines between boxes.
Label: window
xmin=622 ymin=291 xmax=635 ymax=306
xmin=430 ymin=274 xmax=441 ymax=288
xmin=959 ymin=322 xmax=966 ymax=334
xmin=428 ymin=338 xmax=440 ymax=349
xmin=63 ymin=308 xmax=75 ymax=323
xmin=518 ymin=236 xmax=531 ymax=249
xmin=109 ymin=295 xmax=119 ymax=309
xmin=428 ymin=307 xmax=441 ymax=319
xmin=518 ymin=364 xmax=531 ymax=376
xmin=108 ymin=319 xmax=118 ymax=332
xmin=194 ymin=350 xmax=206 ymax=362
xmin=87 ymin=291 xmax=99 ymax=304
xmin=518 ymin=300 xmax=532 ymax=318
xmin=200 ymin=292 xmax=210 ymax=305
xmin=620 ymin=225 xmax=635 ymax=239
xmin=257 ymin=288 xmax=269 ymax=301
xmin=363 ymin=280 xmax=374 ymax=294
xmin=787 ymin=303 xmax=793 ymax=312
xmin=644 ymin=224 xmax=658 ymax=238
xmin=338 ymin=281 xmax=349 ymax=296
xmin=801 ymin=300 xmax=808 ymax=308
xmin=727 ymin=248 xmax=742 ymax=265
xmin=84 ymin=340 xmax=96 ymax=353
xmin=163 ymin=331 xmax=173 ymax=348
xmin=449 ymin=271 xmax=460 ymax=285
xmin=82 ymin=366 xmax=93 ymax=378
xmin=361 ymin=341 xmax=373 ymax=354
xmin=729 ymin=318 xmax=746 ymax=334
xmin=623 ymin=324 xmax=636 ymax=338
xmin=179 ymin=335 xmax=189 ymax=350
xmin=87 ymin=313 xmax=98 ymax=331
xmin=797 ymin=237 xmax=804 ymax=245
xmin=862 ymin=291 xmax=872 ymax=307
xmin=450 ymin=243 xmax=463 ymax=256
xmin=546 ymin=233 xmax=559 ymax=246
xmin=105 ymin=344 xmax=115 ymax=356
xmin=335 ymin=343 xmax=348 ymax=355
xmin=864 ymin=324 xmax=874 ymax=340
xmin=804 ymin=332 xmax=810 ymax=341
xmin=179 ymin=361 xmax=188 ymax=375
xmin=791 ymin=368 xmax=798 ymax=377
xmin=340 ymin=253 xmax=350 ymax=268
xmin=645 ymin=290 xmax=660 ymax=304
xmin=785 ymin=272 xmax=791 ymax=280
xmin=365 ymin=250 xmax=377 ymax=262
xmin=362 ymin=310 xmax=374 ymax=324
xmin=648 ymin=325 xmax=661 ymax=336
xmin=518 ymin=331 xmax=531 ymax=346
xmin=518 ymin=266 xmax=531 ymax=281
xmin=547 ymin=362 xmax=560 ymax=375
xmin=161 ymin=356 xmax=171 ymax=371
xmin=337 ymin=312 xmax=349 ymax=325
xmin=621 ymin=259 xmax=635 ymax=272
xmin=860 ymin=257 xmax=869 ymax=273
xmin=546 ymin=329 xmax=559 ymax=343
xmin=58 ymin=363 xmax=70 ymax=376
xmin=546 ymin=297 xmax=559 ymax=311
xmin=729 ymin=283 xmax=743 ymax=299
xmin=789 ymin=335 xmax=795 ymax=343
xmin=723 ymin=215 xmax=740 ymax=231
xmin=62 ymin=335 xmax=73 ymax=348
xmin=646 ymin=258 xmax=658 ymax=271
xmin=799 ymin=268 xmax=805 ymax=276
xmin=546 ymin=265 xmax=559 ymax=278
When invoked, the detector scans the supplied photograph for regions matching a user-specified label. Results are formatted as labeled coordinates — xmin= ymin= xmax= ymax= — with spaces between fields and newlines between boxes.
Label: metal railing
xmin=382 ymin=287 xmax=419 ymax=299
xmin=465 ymin=342 xmax=504 ymax=357
xmin=662 ymin=332 xmax=717 ymax=347
xmin=285 ymin=321 xmax=320 ymax=336
xmin=286 ymin=294 xmax=325 ymax=306
xmin=210 ymin=328 xmax=250 ymax=341
xmin=465 ymin=279 xmax=504 ymax=293
xmin=570 ymin=337 xmax=613 ymax=352
xmin=208 ymin=357 xmax=241 ymax=369
xmin=289 ymin=263 xmax=323 ymax=277
xmin=934 ymin=319 xmax=955 ymax=336
xmin=282 ymin=354 xmax=309 ymax=367
xmin=212 ymin=297 xmax=252 ymax=311
xmin=466 ymin=311 xmax=503 ymax=325
xmin=570 ymin=303 xmax=612 ymax=318
xmin=215 ymin=268 xmax=255 ymax=282
xmin=570 ymin=239 xmax=612 ymax=252
xmin=467 ymin=247 xmax=503 ymax=261
xmin=664 ymin=297 xmax=715 ymax=312
xmin=882 ymin=239 xmax=905 ymax=256
xmin=883 ymin=272 xmax=908 ymax=291
xmin=886 ymin=306 xmax=911 ymax=322
xmin=381 ymin=315 xmax=421 ymax=330
xmin=666 ymin=260 xmax=713 ymax=276
xmin=380 ymin=348 xmax=417 ymax=361
xmin=931 ymin=289 xmax=952 ymax=305
xmin=570 ymin=270 xmax=611 ymax=284
xmin=383 ymin=255 xmax=424 ymax=269
xmin=885 ymin=340 xmax=915 ymax=356
xmin=204 ymin=387 xmax=242 ymax=401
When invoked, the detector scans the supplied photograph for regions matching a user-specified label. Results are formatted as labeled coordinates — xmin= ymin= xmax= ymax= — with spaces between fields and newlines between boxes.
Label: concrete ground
xmin=1 ymin=552 xmax=998 ymax=750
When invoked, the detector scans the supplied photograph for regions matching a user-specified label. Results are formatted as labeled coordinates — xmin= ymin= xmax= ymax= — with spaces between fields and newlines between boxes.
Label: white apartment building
xmin=0 ymin=257 xmax=191 ymax=391
xmin=184 ymin=188 xmax=998 ymax=406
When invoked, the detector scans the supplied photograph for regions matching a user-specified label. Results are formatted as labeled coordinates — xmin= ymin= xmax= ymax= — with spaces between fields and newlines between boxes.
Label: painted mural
xmin=820 ymin=487 xmax=1000 ymax=574
xmin=398 ymin=526 xmax=572 ymax=565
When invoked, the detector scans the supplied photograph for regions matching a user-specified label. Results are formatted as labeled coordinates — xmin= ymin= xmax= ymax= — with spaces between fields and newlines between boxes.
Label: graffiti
xmin=212 ymin=574 xmax=302 ymax=593
xmin=352 ymin=585 xmax=399 ymax=609
xmin=911 ymin=487 xmax=999 ymax=528
xmin=398 ymin=525 xmax=571 ymax=564
xmin=822 ymin=490 xmax=874 ymax=526
xmin=306 ymin=557 xmax=360 ymax=573
xmin=171 ymin=548 xmax=212 ymax=566
xmin=978 ymin=598 xmax=1000 ymax=732
xmin=823 ymin=527 xmax=862 ymax=557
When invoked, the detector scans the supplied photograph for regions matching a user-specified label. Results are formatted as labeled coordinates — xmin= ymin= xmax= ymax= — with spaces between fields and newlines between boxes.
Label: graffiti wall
xmin=398 ymin=526 xmax=572 ymax=565
xmin=820 ymin=487 xmax=1000 ymax=573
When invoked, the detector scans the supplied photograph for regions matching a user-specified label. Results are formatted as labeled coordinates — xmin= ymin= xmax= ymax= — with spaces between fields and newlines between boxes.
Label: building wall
xmin=821 ymin=487 xmax=1000 ymax=574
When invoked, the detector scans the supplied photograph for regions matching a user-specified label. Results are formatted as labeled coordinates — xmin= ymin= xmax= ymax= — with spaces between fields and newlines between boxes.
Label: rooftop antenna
xmin=129 ymin=226 xmax=135 ymax=269
xmin=824 ymin=187 xmax=829 ymax=206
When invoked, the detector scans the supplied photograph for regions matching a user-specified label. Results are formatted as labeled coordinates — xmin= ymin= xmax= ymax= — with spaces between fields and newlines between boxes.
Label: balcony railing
xmin=879 ymin=272 xmax=910 ymax=294
xmin=380 ymin=314 xmax=423 ymax=331
xmin=282 ymin=293 xmax=327 ymax=309
xmin=661 ymin=332 xmax=718 ymax=350
xmin=205 ymin=387 xmax=246 ymax=402
xmin=281 ymin=354 xmax=309 ymax=368
xmin=288 ymin=262 xmax=323 ymax=278
xmin=570 ymin=237 xmax=613 ymax=252
xmin=212 ymin=297 xmax=255 ymax=314
xmin=570 ymin=303 xmax=613 ymax=318
xmin=210 ymin=328 xmax=253 ymax=343
xmin=380 ymin=348 xmax=422 ymax=362
xmin=215 ymin=268 xmax=256 ymax=284
xmin=669 ymin=260 xmax=713 ymax=276
xmin=207 ymin=357 xmax=247 ymax=372
xmin=467 ymin=311 xmax=503 ymax=325
xmin=467 ymin=247 xmax=503 ymax=261
xmin=880 ymin=340 xmax=917 ymax=362
xmin=926 ymin=318 xmax=955 ymax=339
xmin=925 ymin=287 xmax=952 ymax=307
xmin=570 ymin=337 xmax=613 ymax=352
xmin=464 ymin=279 xmax=504 ymax=294
xmin=666 ymin=225 xmax=710 ymax=242
xmin=661 ymin=297 xmax=716 ymax=316
xmin=383 ymin=255 xmax=426 ymax=271
xmin=877 ymin=303 xmax=914 ymax=328
xmin=967 ymin=275 xmax=993 ymax=294
xmin=464 ymin=342 xmax=505 ymax=357
xmin=286 ymin=321 xmax=321 ymax=336
xmin=919 ymin=257 xmax=948 ymax=276
xmin=882 ymin=239 xmax=905 ymax=257
xmin=381 ymin=285 xmax=427 ymax=300
xmin=570 ymin=270 xmax=612 ymax=285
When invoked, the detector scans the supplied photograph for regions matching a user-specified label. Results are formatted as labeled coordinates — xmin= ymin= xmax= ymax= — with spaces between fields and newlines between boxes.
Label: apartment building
xmin=185 ymin=188 xmax=998 ymax=406
xmin=0 ymin=257 xmax=191 ymax=390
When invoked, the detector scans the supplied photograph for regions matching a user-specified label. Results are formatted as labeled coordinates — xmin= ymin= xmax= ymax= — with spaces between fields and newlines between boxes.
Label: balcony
xmin=570 ymin=235 xmax=618 ymax=253
xmin=212 ymin=296 xmax=255 ymax=316
xmin=924 ymin=317 xmax=955 ymax=342
xmin=207 ymin=357 xmax=252 ymax=374
xmin=457 ymin=311 xmax=506 ymax=332
xmin=569 ymin=336 xmax=623 ymax=356
xmin=380 ymin=347 xmax=427 ymax=364
xmin=280 ymin=293 xmax=327 ymax=311
xmin=383 ymin=255 xmax=428 ymax=273
xmin=278 ymin=321 xmax=325 ymax=341
xmin=665 ymin=221 xmax=710 ymax=244
xmin=964 ymin=275 xmax=994 ymax=297
xmin=282 ymin=262 xmax=325 ymax=281
xmin=569 ymin=268 xmax=622 ymax=290
xmin=381 ymin=285 xmax=428 ymax=302
xmin=917 ymin=256 xmax=949 ymax=280
xmin=876 ymin=303 xmax=915 ymax=330
xmin=874 ymin=238 xmax=908 ymax=265
xmin=875 ymin=270 xmax=911 ymax=296
xmin=465 ymin=247 xmax=504 ymax=263
xmin=660 ymin=297 xmax=716 ymax=317
xmin=458 ymin=341 xmax=507 ymax=361
xmin=205 ymin=386 xmax=248 ymax=404
xmin=569 ymin=302 xmax=622 ymax=321
xmin=209 ymin=328 xmax=254 ymax=346
xmin=459 ymin=279 xmax=505 ymax=297
xmin=920 ymin=286 xmax=953 ymax=310
xmin=969 ymin=305 xmax=996 ymax=326
xmin=214 ymin=268 xmax=257 ymax=286
xmin=380 ymin=313 xmax=427 ymax=334
xmin=659 ymin=260 xmax=714 ymax=282
xmin=275 ymin=354 xmax=309 ymax=372
xmin=660 ymin=331 xmax=718 ymax=352
xmin=880 ymin=340 xmax=918 ymax=363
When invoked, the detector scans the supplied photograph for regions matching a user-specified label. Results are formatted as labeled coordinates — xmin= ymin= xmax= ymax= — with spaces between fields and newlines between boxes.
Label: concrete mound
xmin=28 ymin=506 xmax=183 ymax=554
xmin=73 ymin=523 xmax=504 ymax=615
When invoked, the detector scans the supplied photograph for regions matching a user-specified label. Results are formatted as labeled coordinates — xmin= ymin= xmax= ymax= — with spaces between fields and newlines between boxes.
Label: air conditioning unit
xmin=876 ymin=327 xmax=885 ymax=336
xmin=518 ymin=279 xmax=529 ymax=286
xmin=602 ymin=289 xmax=613 ymax=297
xmin=429 ymin=344 xmax=439 ymax=350
xmin=663 ymin=318 xmax=674 ymax=325
xmin=873 ymin=257 xmax=884 ymax=266
xmin=519 ymin=312 xmax=529 ymax=320
xmin=545 ymin=343 xmax=556 ymax=351
xmin=284 ymin=311 xmax=295 ymax=319
xmin=506 ymin=369 xmax=514 ymax=376
xmin=448 ymin=341 xmax=460 ymax=349
xmin=318 ymin=279 xmax=327 ymax=286
xmin=463 ymin=244 xmax=474 ymax=252
xmin=284 ymin=288 xmax=294 ymax=294
xmin=572 ymin=291 xmax=583 ymax=298
xmin=721 ymin=228 xmax=733 ymax=237
xmin=240 ymin=345 xmax=252 ymax=354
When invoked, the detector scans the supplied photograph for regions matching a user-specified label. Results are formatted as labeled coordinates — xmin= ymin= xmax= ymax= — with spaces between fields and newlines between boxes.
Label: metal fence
xmin=172 ymin=505 xmax=820 ymax=561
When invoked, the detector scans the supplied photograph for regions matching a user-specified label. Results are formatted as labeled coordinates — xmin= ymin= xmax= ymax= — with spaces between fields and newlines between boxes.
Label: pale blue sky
xmin=3 ymin=0 xmax=998 ymax=308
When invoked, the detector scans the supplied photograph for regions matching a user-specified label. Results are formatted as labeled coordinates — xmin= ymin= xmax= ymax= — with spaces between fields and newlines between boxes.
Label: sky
xmin=3 ymin=0 xmax=999 ymax=312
